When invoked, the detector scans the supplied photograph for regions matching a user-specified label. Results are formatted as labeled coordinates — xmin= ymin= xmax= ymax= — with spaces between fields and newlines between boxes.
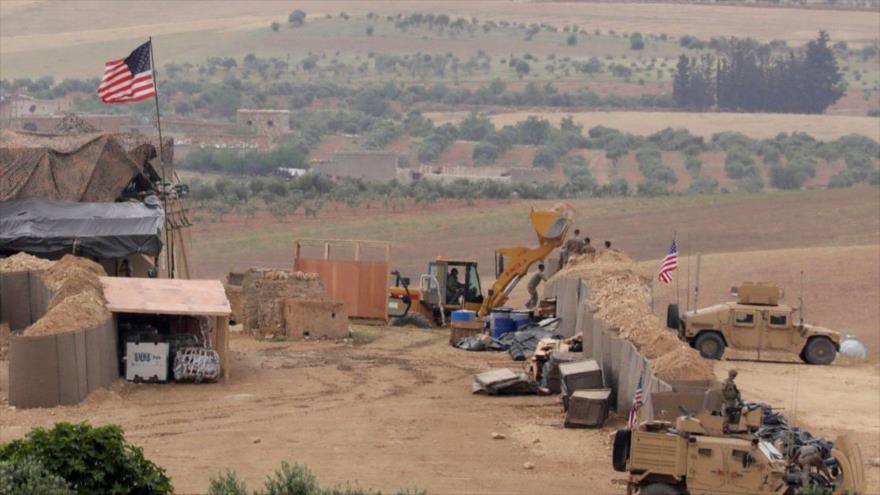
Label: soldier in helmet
xmin=792 ymin=443 xmax=832 ymax=480
xmin=722 ymin=369 xmax=742 ymax=426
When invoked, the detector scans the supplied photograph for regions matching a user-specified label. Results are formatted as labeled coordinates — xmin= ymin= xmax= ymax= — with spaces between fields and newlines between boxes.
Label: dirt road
xmin=3 ymin=325 xmax=877 ymax=494
xmin=0 ymin=327 xmax=625 ymax=495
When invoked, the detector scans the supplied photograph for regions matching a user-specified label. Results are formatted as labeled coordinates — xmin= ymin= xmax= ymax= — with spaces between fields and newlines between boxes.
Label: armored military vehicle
xmin=667 ymin=282 xmax=841 ymax=364
xmin=612 ymin=407 xmax=865 ymax=494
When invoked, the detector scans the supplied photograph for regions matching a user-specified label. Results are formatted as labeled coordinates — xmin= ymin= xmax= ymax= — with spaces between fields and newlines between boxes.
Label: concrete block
xmin=283 ymin=299 xmax=349 ymax=339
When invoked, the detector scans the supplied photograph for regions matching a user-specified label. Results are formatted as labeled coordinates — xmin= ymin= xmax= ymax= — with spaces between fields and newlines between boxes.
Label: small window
xmin=769 ymin=314 xmax=787 ymax=327
xmin=698 ymin=448 xmax=713 ymax=457
xmin=734 ymin=311 xmax=755 ymax=326
xmin=731 ymin=449 xmax=748 ymax=460
xmin=29 ymin=104 xmax=36 ymax=113
xmin=246 ymin=120 xmax=253 ymax=126
xmin=267 ymin=120 xmax=274 ymax=127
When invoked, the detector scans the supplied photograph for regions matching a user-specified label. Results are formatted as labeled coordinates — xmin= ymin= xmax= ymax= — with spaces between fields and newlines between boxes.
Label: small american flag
xmin=657 ymin=239 xmax=678 ymax=284
xmin=627 ymin=376 xmax=644 ymax=429
xmin=97 ymin=41 xmax=156 ymax=104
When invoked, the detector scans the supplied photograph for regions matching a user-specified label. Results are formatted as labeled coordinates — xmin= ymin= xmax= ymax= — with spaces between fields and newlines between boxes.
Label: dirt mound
xmin=651 ymin=347 xmax=715 ymax=381
xmin=552 ymin=248 xmax=714 ymax=382
xmin=0 ymin=252 xmax=54 ymax=272
xmin=24 ymin=290 xmax=109 ymax=336
xmin=46 ymin=267 xmax=104 ymax=311
xmin=42 ymin=254 xmax=106 ymax=290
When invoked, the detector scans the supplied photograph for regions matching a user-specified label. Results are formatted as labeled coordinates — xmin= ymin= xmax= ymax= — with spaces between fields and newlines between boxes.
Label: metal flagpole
xmin=148 ymin=36 xmax=174 ymax=278
xmin=685 ymin=235 xmax=691 ymax=313
xmin=674 ymin=231 xmax=679 ymax=310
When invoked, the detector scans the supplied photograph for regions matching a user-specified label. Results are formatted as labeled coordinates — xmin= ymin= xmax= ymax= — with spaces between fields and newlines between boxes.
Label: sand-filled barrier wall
xmin=544 ymin=250 xmax=718 ymax=420
xmin=5 ymin=254 xmax=119 ymax=408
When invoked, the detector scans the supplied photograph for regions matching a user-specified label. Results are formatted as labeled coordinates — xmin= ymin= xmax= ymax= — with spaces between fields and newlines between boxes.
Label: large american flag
xmin=97 ymin=41 xmax=156 ymax=104
xmin=627 ymin=376 xmax=644 ymax=429
xmin=657 ymin=239 xmax=678 ymax=284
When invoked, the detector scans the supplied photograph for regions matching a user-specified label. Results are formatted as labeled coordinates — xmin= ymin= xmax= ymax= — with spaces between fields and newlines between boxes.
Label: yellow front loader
xmin=387 ymin=203 xmax=575 ymax=326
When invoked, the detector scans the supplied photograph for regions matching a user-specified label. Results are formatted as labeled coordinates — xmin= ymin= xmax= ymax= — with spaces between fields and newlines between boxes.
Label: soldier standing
xmin=722 ymin=369 xmax=742 ymax=426
xmin=560 ymin=229 xmax=584 ymax=268
xmin=526 ymin=263 xmax=547 ymax=309
xmin=582 ymin=237 xmax=597 ymax=256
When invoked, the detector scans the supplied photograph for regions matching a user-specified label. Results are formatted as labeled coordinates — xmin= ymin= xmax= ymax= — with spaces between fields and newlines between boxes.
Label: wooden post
xmin=354 ymin=241 xmax=361 ymax=262
xmin=324 ymin=242 xmax=330 ymax=260
xmin=215 ymin=315 xmax=230 ymax=380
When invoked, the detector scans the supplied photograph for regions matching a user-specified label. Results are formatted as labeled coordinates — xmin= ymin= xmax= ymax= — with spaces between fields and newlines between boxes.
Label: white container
xmin=125 ymin=342 xmax=169 ymax=382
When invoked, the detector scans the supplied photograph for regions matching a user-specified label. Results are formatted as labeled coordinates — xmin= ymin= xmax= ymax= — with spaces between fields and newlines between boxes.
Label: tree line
xmin=673 ymin=31 xmax=845 ymax=113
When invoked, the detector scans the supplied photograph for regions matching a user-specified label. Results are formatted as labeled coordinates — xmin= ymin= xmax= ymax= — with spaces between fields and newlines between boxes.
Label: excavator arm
xmin=478 ymin=203 xmax=575 ymax=316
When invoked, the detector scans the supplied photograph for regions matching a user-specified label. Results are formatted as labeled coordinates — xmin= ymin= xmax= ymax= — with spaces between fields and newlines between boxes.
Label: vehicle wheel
xmin=666 ymin=304 xmax=680 ymax=330
xmin=639 ymin=483 xmax=681 ymax=495
xmin=802 ymin=337 xmax=836 ymax=365
xmin=391 ymin=313 xmax=433 ymax=329
xmin=694 ymin=332 xmax=725 ymax=360
xmin=612 ymin=430 xmax=631 ymax=472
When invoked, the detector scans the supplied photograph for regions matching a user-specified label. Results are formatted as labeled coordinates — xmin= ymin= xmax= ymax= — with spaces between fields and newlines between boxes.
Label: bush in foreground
xmin=0 ymin=422 xmax=172 ymax=495
xmin=208 ymin=461 xmax=426 ymax=495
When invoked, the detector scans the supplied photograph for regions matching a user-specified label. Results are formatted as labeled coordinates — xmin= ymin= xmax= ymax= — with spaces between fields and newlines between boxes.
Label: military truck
xmin=667 ymin=282 xmax=841 ymax=364
xmin=612 ymin=407 xmax=866 ymax=494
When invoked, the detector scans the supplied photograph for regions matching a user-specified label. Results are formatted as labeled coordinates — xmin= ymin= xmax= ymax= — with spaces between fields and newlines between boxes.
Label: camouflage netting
xmin=0 ymin=128 xmax=165 ymax=202
xmin=552 ymin=250 xmax=714 ymax=382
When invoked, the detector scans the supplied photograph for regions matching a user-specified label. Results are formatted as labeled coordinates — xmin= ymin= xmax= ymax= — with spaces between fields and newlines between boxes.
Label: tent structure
xmin=0 ymin=197 xmax=164 ymax=259
xmin=0 ymin=129 xmax=159 ymax=202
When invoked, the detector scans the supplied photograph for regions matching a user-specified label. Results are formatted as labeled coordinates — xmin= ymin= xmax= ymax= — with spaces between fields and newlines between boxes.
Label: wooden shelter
xmin=99 ymin=277 xmax=232 ymax=378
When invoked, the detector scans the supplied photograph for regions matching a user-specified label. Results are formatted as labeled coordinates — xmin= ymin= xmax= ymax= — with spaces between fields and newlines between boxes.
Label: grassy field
xmin=426 ymin=109 xmax=880 ymax=140
xmin=190 ymin=186 xmax=880 ymax=276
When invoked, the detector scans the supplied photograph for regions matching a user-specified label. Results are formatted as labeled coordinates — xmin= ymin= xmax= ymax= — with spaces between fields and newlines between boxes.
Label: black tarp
xmin=0 ymin=197 xmax=163 ymax=258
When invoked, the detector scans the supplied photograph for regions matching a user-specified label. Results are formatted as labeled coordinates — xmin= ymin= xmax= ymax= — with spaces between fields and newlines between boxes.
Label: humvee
xmin=612 ymin=407 xmax=865 ymax=494
xmin=667 ymin=282 xmax=841 ymax=364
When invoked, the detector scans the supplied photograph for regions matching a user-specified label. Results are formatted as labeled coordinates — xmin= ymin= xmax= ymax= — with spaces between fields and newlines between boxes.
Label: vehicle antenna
xmin=799 ymin=270 xmax=805 ymax=327
xmin=685 ymin=235 xmax=691 ymax=313
xmin=789 ymin=365 xmax=800 ymax=459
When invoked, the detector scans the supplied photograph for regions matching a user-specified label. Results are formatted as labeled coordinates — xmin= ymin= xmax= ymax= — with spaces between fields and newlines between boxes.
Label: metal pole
xmin=693 ymin=253 xmax=701 ymax=309
xmin=148 ymin=37 xmax=174 ymax=278
xmin=674 ymin=232 xmax=680 ymax=310
xmin=685 ymin=235 xmax=691 ymax=313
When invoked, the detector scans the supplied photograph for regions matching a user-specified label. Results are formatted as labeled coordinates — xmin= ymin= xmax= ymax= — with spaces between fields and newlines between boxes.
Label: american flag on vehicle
xmin=627 ymin=376 xmax=644 ymax=429
xmin=657 ymin=238 xmax=678 ymax=284
xmin=96 ymin=40 xmax=156 ymax=104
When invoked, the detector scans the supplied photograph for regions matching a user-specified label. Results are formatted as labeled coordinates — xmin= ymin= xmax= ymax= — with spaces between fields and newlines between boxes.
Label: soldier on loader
xmin=559 ymin=229 xmax=583 ymax=268
xmin=582 ymin=237 xmax=596 ymax=256
xmin=447 ymin=268 xmax=465 ymax=303
xmin=526 ymin=263 xmax=547 ymax=309
xmin=722 ymin=369 xmax=742 ymax=427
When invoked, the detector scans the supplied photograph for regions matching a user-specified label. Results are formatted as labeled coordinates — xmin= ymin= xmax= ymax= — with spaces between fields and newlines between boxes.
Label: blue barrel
xmin=451 ymin=310 xmax=476 ymax=322
xmin=489 ymin=308 xmax=512 ymax=332
xmin=511 ymin=309 xmax=532 ymax=329
xmin=493 ymin=317 xmax=517 ymax=338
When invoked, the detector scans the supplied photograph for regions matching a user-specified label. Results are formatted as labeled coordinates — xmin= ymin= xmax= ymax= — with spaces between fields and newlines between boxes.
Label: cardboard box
xmin=565 ymin=389 xmax=611 ymax=427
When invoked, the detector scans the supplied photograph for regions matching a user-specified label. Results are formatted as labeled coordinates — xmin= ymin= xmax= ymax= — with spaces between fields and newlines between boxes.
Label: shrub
xmin=629 ymin=32 xmax=645 ymax=50
xmin=208 ymin=470 xmax=248 ymax=495
xmin=828 ymin=170 xmax=855 ymax=188
xmin=532 ymin=147 xmax=558 ymax=168
xmin=688 ymin=176 xmax=718 ymax=194
xmin=472 ymin=141 xmax=501 ymax=164
xmin=0 ymin=422 xmax=172 ymax=495
xmin=737 ymin=175 xmax=764 ymax=193
xmin=0 ymin=458 xmax=73 ymax=495
xmin=566 ymin=34 xmax=577 ymax=46
xmin=685 ymin=156 xmax=702 ymax=177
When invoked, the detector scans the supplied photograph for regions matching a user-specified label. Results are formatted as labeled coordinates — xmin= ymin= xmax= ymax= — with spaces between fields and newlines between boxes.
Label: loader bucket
xmin=531 ymin=203 xmax=575 ymax=242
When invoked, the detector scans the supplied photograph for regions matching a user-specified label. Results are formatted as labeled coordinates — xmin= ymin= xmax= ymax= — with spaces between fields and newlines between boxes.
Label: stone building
xmin=312 ymin=151 xmax=410 ymax=183
xmin=236 ymin=109 xmax=290 ymax=136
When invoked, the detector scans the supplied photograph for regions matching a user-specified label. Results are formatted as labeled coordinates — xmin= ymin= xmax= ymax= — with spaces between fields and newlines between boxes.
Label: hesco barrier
xmin=8 ymin=316 xmax=119 ymax=408
xmin=546 ymin=278 xmax=718 ymax=422
xmin=0 ymin=269 xmax=51 ymax=331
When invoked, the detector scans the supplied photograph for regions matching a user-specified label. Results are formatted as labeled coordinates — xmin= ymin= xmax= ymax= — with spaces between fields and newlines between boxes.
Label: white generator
xmin=125 ymin=342 xmax=170 ymax=382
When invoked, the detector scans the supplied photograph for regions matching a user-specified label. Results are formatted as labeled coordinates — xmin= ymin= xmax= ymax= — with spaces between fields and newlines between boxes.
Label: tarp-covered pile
xmin=0 ymin=198 xmax=163 ymax=258
xmin=0 ymin=129 xmax=159 ymax=202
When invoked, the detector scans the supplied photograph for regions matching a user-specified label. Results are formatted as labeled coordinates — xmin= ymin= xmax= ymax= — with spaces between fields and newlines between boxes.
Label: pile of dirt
xmin=42 ymin=255 xmax=106 ymax=290
xmin=25 ymin=291 xmax=109 ymax=336
xmin=47 ymin=268 xmax=104 ymax=311
xmin=552 ymin=250 xmax=714 ymax=382
xmin=651 ymin=347 xmax=715 ymax=382
xmin=0 ymin=252 xmax=54 ymax=272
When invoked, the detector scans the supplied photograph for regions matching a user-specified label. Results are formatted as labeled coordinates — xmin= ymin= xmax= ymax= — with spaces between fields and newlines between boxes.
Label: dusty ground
xmin=0 ymin=327 xmax=625 ymax=495
xmin=2 ymin=325 xmax=878 ymax=494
